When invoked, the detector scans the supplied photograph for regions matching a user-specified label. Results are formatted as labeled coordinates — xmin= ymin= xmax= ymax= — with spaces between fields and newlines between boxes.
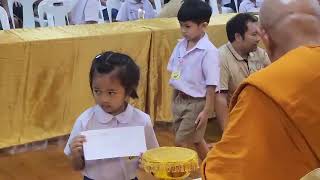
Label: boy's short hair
xmin=177 ymin=0 xmax=212 ymax=24
xmin=226 ymin=13 xmax=258 ymax=42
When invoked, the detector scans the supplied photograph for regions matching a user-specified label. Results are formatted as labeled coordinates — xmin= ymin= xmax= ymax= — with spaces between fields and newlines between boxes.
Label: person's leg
xmin=189 ymin=98 xmax=208 ymax=160
xmin=111 ymin=9 xmax=118 ymax=21
xmin=102 ymin=8 xmax=119 ymax=21
xmin=172 ymin=94 xmax=186 ymax=146
xmin=173 ymin=95 xmax=209 ymax=160
xmin=194 ymin=138 xmax=209 ymax=160
xmin=174 ymin=103 xmax=195 ymax=148
xmin=13 ymin=3 xmax=23 ymax=28
xmin=102 ymin=8 xmax=109 ymax=20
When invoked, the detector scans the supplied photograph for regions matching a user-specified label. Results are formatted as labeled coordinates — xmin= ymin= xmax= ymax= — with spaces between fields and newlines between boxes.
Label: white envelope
xmin=81 ymin=126 xmax=147 ymax=161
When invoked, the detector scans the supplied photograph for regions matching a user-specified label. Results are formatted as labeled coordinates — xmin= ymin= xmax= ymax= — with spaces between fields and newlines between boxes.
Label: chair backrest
xmin=97 ymin=0 xmax=104 ymax=23
xmin=209 ymin=0 xmax=219 ymax=15
xmin=105 ymin=0 xmax=121 ymax=23
xmin=38 ymin=0 xmax=75 ymax=27
xmin=7 ymin=0 xmax=38 ymax=28
xmin=234 ymin=0 xmax=238 ymax=12
xmin=0 ymin=6 xmax=10 ymax=30
xmin=153 ymin=0 xmax=162 ymax=15
xmin=37 ymin=0 xmax=53 ymax=27
xmin=97 ymin=0 xmax=106 ymax=23
xmin=221 ymin=6 xmax=234 ymax=13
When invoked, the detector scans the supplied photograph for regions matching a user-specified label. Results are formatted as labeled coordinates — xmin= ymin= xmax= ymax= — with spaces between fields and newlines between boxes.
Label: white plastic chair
xmin=37 ymin=0 xmax=52 ymax=27
xmin=153 ymin=0 xmax=162 ymax=15
xmin=221 ymin=6 xmax=234 ymax=13
xmin=234 ymin=0 xmax=238 ymax=12
xmin=209 ymin=0 xmax=219 ymax=15
xmin=97 ymin=0 xmax=105 ymax=23
xmin=38 ymin=0 xmax=75 ymax=27
xmin=0 ymin=6 xmax=10 ymax=30
xmin=7 ymin=0 xmax=38 ymax=28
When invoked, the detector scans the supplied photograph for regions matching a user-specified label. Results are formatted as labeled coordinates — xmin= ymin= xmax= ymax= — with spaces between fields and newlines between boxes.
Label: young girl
xmin=64 ymin=51 xmax=159 ymax=180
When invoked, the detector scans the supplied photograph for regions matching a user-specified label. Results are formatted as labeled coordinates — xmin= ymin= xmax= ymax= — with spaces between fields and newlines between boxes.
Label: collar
xmin=227 ymin=42 xmax=246 ymax=61
xmin=226 ymin=42 xmax=256 ymax=61
xmin=194 ymin=33 xmax=212 ymax=50
xmin=94 ymin=104 xmax=134 ymax=124
xmin=179 ymin=33 xmax=211 ymax=56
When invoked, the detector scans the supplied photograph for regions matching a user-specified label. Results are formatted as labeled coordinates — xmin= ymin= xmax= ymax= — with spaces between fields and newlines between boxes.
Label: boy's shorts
xmin=172 ymin=91 xmax=207 ymax=144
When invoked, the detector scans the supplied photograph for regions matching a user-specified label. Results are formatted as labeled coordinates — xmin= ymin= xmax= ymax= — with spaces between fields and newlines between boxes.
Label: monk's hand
xmin=195 ymin=110 xmax=209 ymax=130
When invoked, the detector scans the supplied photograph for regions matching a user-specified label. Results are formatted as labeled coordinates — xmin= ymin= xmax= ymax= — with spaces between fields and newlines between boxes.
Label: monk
xmin=202 ymin=0 xmax=320 ymax=179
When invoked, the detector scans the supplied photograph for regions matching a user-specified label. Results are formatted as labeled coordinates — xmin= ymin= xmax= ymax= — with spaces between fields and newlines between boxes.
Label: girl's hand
xmin=70 ymin=135 xmax=86 ymax=158
xmin=138 ymin=153 xmax=144 ymax=169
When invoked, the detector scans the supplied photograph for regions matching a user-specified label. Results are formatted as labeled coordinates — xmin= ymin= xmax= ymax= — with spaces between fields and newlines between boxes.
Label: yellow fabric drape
xmin=0 ymin=23 xmax=152 ymax=148
xmin=0 ymin=14 xmax=234 ymax=148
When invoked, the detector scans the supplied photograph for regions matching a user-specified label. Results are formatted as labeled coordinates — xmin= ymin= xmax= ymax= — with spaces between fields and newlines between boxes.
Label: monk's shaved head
xmin=260 ymin=0 xmax=320 ymax=29
xmin=258 ymin=0 xmax=320 ymax=61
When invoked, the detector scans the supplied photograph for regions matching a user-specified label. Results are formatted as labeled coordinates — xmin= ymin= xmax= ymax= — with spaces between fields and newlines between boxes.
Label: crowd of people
xmin=159 ymin=0 xmax=264 ymax=18
xmin=0 ymin=0 xmax=157 ymax=28
xmin=0 ymin=0 xmax=265 ymax=28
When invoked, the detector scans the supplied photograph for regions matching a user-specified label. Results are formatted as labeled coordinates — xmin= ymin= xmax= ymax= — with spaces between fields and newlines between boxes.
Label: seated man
xmin=215 ymin=13 xmax=270 ymax=129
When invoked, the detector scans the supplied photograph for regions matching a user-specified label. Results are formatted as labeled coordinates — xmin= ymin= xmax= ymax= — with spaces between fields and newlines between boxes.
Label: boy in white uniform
xmin=167 ymin=0 xmax=220 ymax=160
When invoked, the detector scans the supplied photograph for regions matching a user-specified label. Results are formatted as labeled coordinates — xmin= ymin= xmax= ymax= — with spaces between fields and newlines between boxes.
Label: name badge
xmin=171 ymin=70 xmax=181 ymax=80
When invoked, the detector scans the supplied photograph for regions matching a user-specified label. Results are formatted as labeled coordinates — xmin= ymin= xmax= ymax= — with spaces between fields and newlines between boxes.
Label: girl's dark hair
xmin=89 ymin=51 xmax=140 ymax=99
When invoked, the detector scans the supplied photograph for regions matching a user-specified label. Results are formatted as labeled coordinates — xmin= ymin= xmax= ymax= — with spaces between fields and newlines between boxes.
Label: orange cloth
xmin=202 ymin=46 xmax=320 ymax=180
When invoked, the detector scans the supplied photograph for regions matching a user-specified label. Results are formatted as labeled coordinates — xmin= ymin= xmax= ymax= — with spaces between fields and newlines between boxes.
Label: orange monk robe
xmin=202 ymin=46 xmax=320 ymax=180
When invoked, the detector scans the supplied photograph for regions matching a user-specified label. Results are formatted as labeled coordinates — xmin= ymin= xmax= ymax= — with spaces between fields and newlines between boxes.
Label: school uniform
xmin=167 ymin=34 xmax=220 ymax=143
xmin=64 ymin=104 xmax=159 ymax=180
